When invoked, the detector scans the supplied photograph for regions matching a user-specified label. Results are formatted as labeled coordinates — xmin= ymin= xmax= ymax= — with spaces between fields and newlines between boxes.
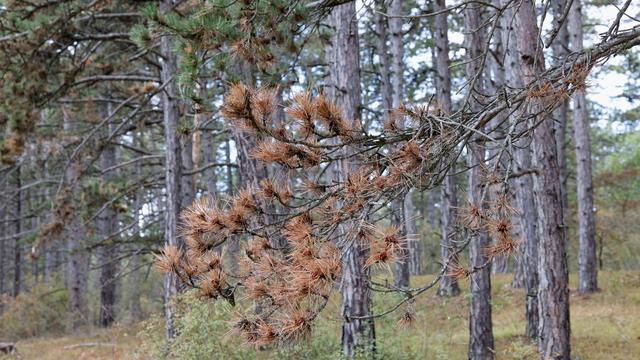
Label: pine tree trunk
xmin=434 ymin=0 xmax=460 ymax=297
xmin=63 ymin=111 xmax=90 ymax=329
xmin=98 ymin=111 xmax=119 ymax=327
xmin=552 ymin=0 xmax=570 ymax=228
xmin=373 ymin=0 xmax=392 ymax=119
xmin=485 ymin=19 xmax=509 ymax=275
xmin=514 ymin=1 xmax=571 ymax=358
xmin=181 ymin=130 xmax=196 ymax=208
xmin=160 ymin=0 xmax=183 ymax=339
xmin=404 ymin=191 xmax=421 ymax=275
xmin=375 ymin=2 xmax=410 ymax=285
xmin=129 ymin=161 xmax=144 ymax=323
xmin=389 ymin=0 xmax=419 ymax=279
xmin=328 ymin=2 xmax=376 ymax=356
xmin=0 ymin=185 xmax=5 ymax=295
xmin=569 ymin=0 xmax=598 ymax=294
xmin=202 ymin=128 xmax=219 ymax=198
xmin=464 ymin=5 xmax=494 ymax=359
xmin=468 ymin=145 xmax=495 ymax=360
xmin=500 ymin=2 xmax=539 ymax=339
xmin=12 ymin=166 xmax=22 ymax=298
xmin=510 ymin=219 xmax=524 ymax=289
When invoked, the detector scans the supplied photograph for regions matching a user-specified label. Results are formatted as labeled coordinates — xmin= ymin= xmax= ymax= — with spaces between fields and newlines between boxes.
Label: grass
xmin=4 ymin=271 xmax=640 ymax=359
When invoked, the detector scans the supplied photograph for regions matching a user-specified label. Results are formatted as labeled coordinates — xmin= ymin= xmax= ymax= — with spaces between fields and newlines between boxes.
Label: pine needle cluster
xmin=155 ymin=83 xmax=522 ymax=345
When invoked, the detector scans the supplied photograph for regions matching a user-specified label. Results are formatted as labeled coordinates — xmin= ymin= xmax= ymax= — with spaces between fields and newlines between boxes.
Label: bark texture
xmin=202 ymin=128 xmax=219 ymax=198
xmin=552 ymin=0 xmax=570 ymax=227
xmin=390 ymin=0 xmax=418 ymax=282
xmin=63 ymin=111 xmax=90 ymax=329
xmin=501 ymin=2 xmax=539 ymax=339
xmin=514 ymin=1 xmax=571 ymax=358
xmin=434 ymin=0 xmax=460 ymax=297
xmin=569 ymin=0 xmax=598 ymax=294
xmin=12 ymin=167 xmax=22 ymax=298
xmin=160 ymin=0 xmax=183 ymax=339
xmin=328 ymin=2 xmax=376 ymax=356
xmin=98 ymin=112 xmax=119 ymax=327
xmin=465 ymin=4 xmax=494 ymax=359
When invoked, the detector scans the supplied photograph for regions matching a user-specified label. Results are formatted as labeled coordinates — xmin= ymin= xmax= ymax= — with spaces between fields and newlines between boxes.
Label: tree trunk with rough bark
xmin=465 ymin=5 xmax=494 ymax=359
xmin=328 ymin=2 xmax=376 ymax=356
xmin=12 ymin=167 xmax=22 ymax=298
xmin=514 ymin=1 xmax=571 ymax=358
xmin=434 ymin=0 xmax=460 ymax=297
xmin=129 ymin=151 xmax=144 ymax=323
xmin=552 ymin=0 xmax=570 ymax=229
xmin=181 ymin=129 xmax=196 ymax=208
xmin=569 ymin=0 xmax=598 ymax=294
xmin=160 ymin=0 xmax=183 ymax=339
xmin=485 ymin=17 xmax=509 ymax=275
xmin=389 ymin=0 xmax=420 ymax=279
xmin=0 ymin=183 xmax=5 ymax=296
xmin=63 ymin=111 xmax=90 ymax=329
xmin=375 ymin=1 xmax=410 ymax=285
xmin=500 ymin=1 xmax=539 ymax=339
xmin=98 ymin=110 xmax=119 ymax=327
xmin=202 ymin=127 xmax=219 ymax=198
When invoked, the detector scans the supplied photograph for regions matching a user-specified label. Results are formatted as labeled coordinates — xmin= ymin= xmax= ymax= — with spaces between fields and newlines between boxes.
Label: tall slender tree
xmin=434 ymin=0 xmax=461 ymax=298
xmin=63 ymin=110 xmax=90 ymax=329
xmin=98 ymin=104 xmax=120 ymax=327
xmin=569 ymin=0 xmax=598 ymax=294
xmin=374 ymin=0 xmax=408 ymax=287
xmin=389 ymin=0 xmax=412 ymax=286
xmin=327 ymin=2 xmax=376 ymax=356
xmin=12 ymin=166 xmax=22 ymax=298
xmin=514 ymin=1 xmax=571 ymax=357
xmin=389 ymin=0 xmax=421 ymax=278
xmin=464 ymin=4 xmax=494 ymax=359
xmin=552 ymin=0 xmax=571 ymax=226
xmin=159 ymin=0 xmax=183 ymax=340
xmin=500 ymin=0 xmax=539 ymax=338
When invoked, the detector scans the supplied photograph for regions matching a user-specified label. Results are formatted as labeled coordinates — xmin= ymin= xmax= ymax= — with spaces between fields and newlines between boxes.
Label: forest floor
xmin=4 ymin=271 xmax=640 ymax=360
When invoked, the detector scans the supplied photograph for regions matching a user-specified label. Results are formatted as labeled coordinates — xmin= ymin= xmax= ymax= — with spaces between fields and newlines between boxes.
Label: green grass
xmin=5 ymin=271 xmax=640 ymax=359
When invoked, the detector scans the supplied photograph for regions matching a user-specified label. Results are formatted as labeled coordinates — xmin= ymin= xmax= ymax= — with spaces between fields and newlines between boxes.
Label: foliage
xmin=0 ymin=284 xmax=69 ymax=340
xmin=130 ymin=272 xmax=640 ymax=360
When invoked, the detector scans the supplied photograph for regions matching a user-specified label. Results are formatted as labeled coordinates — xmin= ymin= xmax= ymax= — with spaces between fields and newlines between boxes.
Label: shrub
xmin=136 ymin=290 xmax=426 ymax=359
xmin=0 ymin=284 xmax=69 ymax=340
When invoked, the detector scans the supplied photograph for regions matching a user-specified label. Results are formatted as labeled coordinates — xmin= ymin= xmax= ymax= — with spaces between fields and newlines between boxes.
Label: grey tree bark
xmin=514 ymin=1 xmax=571 ymax=358
xmin=181 ymin=129 xmax=196 ymax=208
xmin=328 ymin=2 xmax=376 ymax=356
xmin=569 ymin=0 xmax=598 ymax=294
xmin=12 ymin=166 xmax=22 ymax=298
xmin=63 ymin=110 xmax=90 ymax=329
xmin=391 ymin=0 xmax=421 ymax=278
xmin=98 ymin=110 xmax=120 ymax=327
xmin=552 ymin=0 xmax=570 ymax=227
xmin=0 ymin=182 xmax=5 ymax=295
xmin=374 ymin=0 xmax=392 ymax=119
xmin=375 ymin=2 xmax=410 ymax=285
xmin=160 ymin=0 xmax=183 ymax=340
xmin=485 ymin=18 xmax=509 ymax=275
xmin=182 ymin=78 xmax=197 ymax=209
xmin=500 ymin=2 xmax=539 ymax=339
xmin=434 ymin=0 xmax=460 ymax=297
xmin=464 ymin=5 xmax=494 ymax=359
xmin=129 ymin=187 xmax=144 ymax=323
xmin=202 ymin=127 xmax=219 ymax=198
